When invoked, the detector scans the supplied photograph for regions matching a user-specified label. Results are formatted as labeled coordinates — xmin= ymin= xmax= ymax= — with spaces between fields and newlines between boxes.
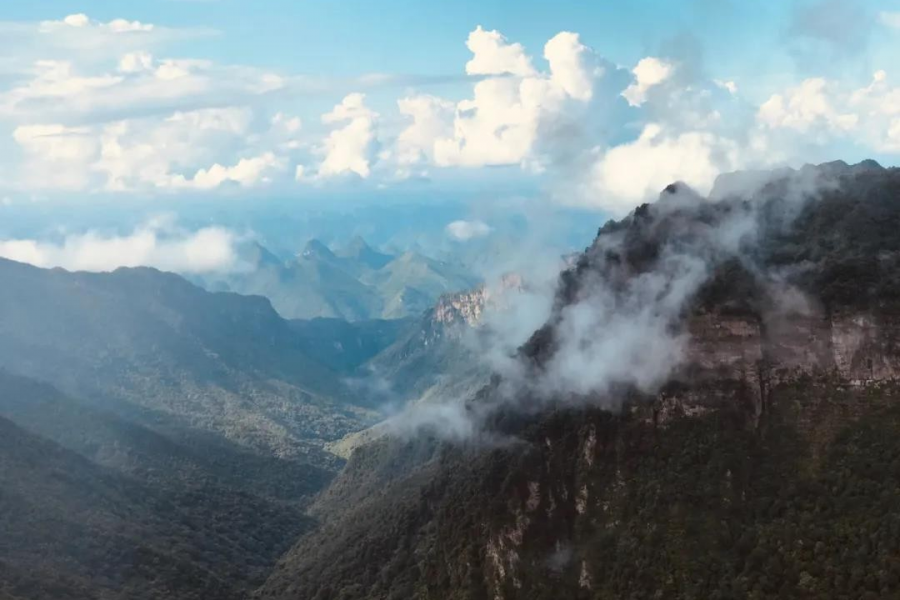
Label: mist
xmin=386 ymin=161 xmax=850 ymax=442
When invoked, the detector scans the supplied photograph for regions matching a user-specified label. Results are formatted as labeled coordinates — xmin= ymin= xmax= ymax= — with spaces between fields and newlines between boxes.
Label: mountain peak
xmin=300 ymin=239 xmax=336 ymax=261
xmin=337 ymin=236 xmax=393 ymax=270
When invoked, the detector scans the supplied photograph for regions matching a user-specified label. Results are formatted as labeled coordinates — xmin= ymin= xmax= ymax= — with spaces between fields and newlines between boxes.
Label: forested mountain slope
xmin=0 ymin=413 xmax=311 ymax=600
xmin=0 ymin=259 xmax=377 ymax=463
xmin=258 ymin=161 xmax=900 ymax=600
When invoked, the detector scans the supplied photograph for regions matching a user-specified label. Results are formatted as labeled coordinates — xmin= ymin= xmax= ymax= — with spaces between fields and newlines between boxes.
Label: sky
xmin=0 ymin=0 xmax=899 ymax=271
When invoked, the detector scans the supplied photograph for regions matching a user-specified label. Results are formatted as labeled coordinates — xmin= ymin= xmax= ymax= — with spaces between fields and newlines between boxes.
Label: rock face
xmin=433 ymin=274 xmax=524 ymax=330
xmin=258 ymin=162 xmax=900 ymax=600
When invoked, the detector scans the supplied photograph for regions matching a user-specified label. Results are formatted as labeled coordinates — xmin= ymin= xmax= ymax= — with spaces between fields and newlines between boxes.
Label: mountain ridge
xmin=257 ymin=160 xmax=900 ymax=600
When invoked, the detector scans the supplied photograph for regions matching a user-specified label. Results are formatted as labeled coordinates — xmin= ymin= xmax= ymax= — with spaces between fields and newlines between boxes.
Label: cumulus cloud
xmin=758 ymin=78 xmax=858 ymax=134
xmin=446 ymin=220 xmax=492 ymax=241
xmin=622 ymin=57 xmax=674 ymax=107
xmin=756 ymin=71 xmax=900 ymax=152
xmin=317 ymin=93 xmax=379 ymax=179
xmin=464 ymin=26 xmax=535 ymax=77
xmin=433 ymin=30 xmax=600 ymax=168
xmin=588 ymin=124 xmax=741 ymax=212
xmin=394 ymin=95 xmax=455 ymax=177
xmin=0 ymin=219 xmax=239 ymax=273
xmin=171 ymin=152 xmax=284 ymax=189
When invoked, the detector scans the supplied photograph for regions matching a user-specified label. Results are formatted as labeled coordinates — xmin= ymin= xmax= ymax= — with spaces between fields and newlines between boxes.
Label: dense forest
xmin=258 ymin=161 xmax=900 ymax=600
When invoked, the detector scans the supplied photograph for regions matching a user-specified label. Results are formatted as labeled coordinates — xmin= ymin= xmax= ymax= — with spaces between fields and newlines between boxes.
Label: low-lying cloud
xmin=387 ymin=164 xmax=840 ymax=442
xmin=0 ymin=218 xmax=239 ymax=273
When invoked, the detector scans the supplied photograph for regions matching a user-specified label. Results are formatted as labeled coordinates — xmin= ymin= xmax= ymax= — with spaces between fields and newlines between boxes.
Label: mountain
xmin=0 ymin=258 xmax=377 ymax=465
xmin=336 ymin=235 xmax=394 ymax=270
xmin=0 ymin=411 xmax=312 ymax=600
xmin=288 ymin=317 xmax=415 ymax=373
xmin=0 ymin=370 xmax=331 ymax=500
xmin=361 ymin=251 xmax=480 ymax=319
xmin=258 ymin=161 xmax=900 ymax=599
xmin=203 ymin=238 xmax=479 ymax=321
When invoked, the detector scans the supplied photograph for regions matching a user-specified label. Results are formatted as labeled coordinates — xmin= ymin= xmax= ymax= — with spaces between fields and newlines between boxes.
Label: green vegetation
xmin=204 ymin=238 xmax=479 ymax=321
xmin=0 ymin=415 xmax=312 ymax=600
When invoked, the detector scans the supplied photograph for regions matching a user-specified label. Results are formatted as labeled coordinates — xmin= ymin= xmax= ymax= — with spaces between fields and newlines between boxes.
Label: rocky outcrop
xmin=433 ymin=274 xmax=524 ymax=330
xmin=659 ymin=307 xmax=900 ymax=428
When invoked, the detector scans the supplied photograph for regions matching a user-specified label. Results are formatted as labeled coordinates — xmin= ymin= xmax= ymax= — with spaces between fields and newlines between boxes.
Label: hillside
xmin=0 ymin=413 xmax=312 ymax=600
xmin=0 ymin=370 xmax=331 ymax=500
xmin=257 ymin=160 xmax=900 ymax=600
xmin=0 ymin=259 xmax=376 ymax=464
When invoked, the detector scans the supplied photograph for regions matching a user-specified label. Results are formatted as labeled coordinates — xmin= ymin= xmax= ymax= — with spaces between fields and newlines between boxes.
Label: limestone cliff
xmin=258 ymin=161 xmax=900 ymax=600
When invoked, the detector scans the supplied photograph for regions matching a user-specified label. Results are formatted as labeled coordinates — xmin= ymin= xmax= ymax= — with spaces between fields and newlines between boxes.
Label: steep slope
xmin=258 ymin=161 xmax=900 ymax=600
xmin=289 ymin=317 xmax=414 ymax=373
xmin=363 ymin=284 xmax=511 ymax=405
xmin=362 ymin=251 xmax=480 ymax=319
xmin=0 ymin=370 xmax=331 ymax=500
xmin=0 ymin=259 xmax=375 ymax=463
xmin=336 ymin=235 xmax=395 ymax=271
xmin=0 ymin=416 xmax=312 ymax=600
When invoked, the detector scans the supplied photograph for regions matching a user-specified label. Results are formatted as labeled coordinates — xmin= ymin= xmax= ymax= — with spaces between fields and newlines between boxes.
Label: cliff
xmin=258 ymin=161 xmax=900 ymax=600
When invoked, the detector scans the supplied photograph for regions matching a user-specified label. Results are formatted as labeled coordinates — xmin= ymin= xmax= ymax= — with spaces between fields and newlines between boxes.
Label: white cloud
xmin=39 ymin=14 xmax=155 ymax=34
xmin=588 ymin=124 xmax=741 ymax=212
xmin=393 ymin=95 xmax=455 ymax=177
xmin=715 ymin=79 xmax=738 ymax=95
xmin=317 ymin=93 xmax=378 ymax=179
xmin=12 ymin=106 xmax=288 ymax=193
xmin=0 ymin=221 xmax=238 ymax=273
xmin=272 ymin=112 xmax=302 ymax=134
xmin=464 ymin=26 xmax=535 ymax=77
xmin=446 ymin=220 xmax=492 ymax=241
xmin=545 ymin=32 xmax=596 ymax=102
xmin=622 ymin=57 xmax=674 ymax=107
xmin=118 ymin=51 xmax=154 ymax=73
xmin=13 ymin=124 xmax=99 ymax=190
xmin=434 ymin=28 xmax=600 ymax=168
xmin=91 ymin=107 xmax=257 ymax=191
xmin=0 ymin=54 xmax=284 ymax=123
xmin=758 ymin=78 xmax=858 ymax=133
xmin=755 ymin=71 xmax=900 ymax=153
xmin=172 ymin=152 xmax=283 ymax=189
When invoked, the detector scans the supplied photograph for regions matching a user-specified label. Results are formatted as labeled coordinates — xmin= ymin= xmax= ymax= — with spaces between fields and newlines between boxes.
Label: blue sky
xmin=0 ymin=0 xmax=898 ymax=271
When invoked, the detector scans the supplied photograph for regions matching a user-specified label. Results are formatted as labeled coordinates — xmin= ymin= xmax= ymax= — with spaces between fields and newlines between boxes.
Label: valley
xmin=3 ymin=161 xmax=900 ymax=600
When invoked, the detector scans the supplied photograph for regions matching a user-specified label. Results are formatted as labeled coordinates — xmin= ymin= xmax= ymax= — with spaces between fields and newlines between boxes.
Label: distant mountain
xmin=201 ymin=237 xmax=479 ymax=321
xmin=361 ymin=250 xmax=479 ymax=319
xmin=335 ymin=235 xmax=394 ymax=270
xmin=0 ymin=258 xmax=377 ymax=465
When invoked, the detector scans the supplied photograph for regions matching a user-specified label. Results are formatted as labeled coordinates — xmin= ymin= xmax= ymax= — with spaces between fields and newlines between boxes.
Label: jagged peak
xmin=300 ymin=238 xmax=336 ymax=260
xmin=337 ymin=235 xmax=394 ymax=268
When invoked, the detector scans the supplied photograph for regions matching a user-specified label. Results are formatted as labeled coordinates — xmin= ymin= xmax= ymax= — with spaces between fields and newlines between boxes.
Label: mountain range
xmin=4 ymin=160 xmax=900 ymax=599
xmin=200 ymin=236 xmax=479 ymax=322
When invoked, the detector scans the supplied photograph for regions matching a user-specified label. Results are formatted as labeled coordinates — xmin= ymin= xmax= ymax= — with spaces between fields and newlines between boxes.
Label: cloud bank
xmin=0 ymin=219 xmax=239 ymax=273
